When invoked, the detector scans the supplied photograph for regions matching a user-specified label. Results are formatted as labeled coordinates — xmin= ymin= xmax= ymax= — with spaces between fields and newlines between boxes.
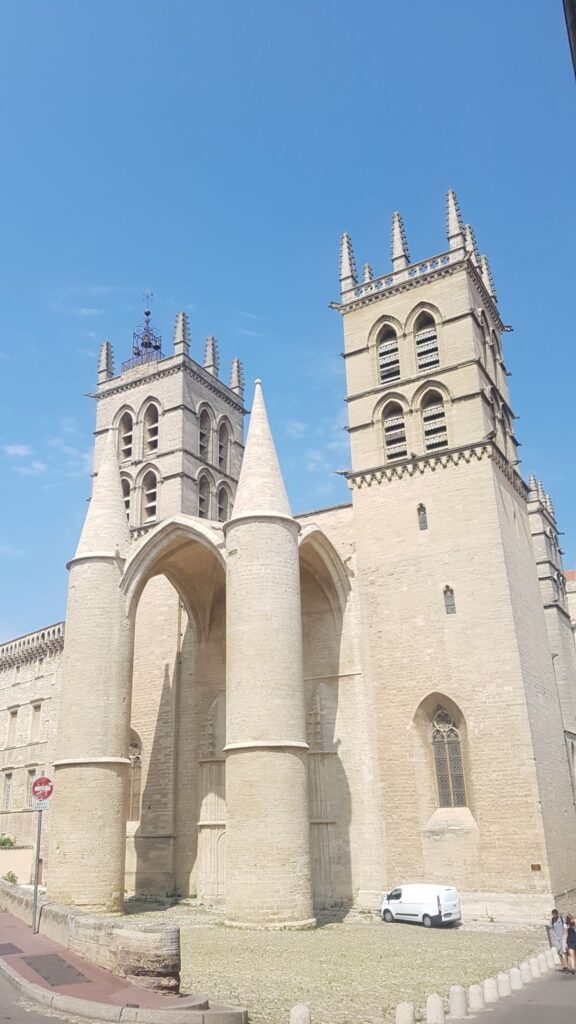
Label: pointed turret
xmin=173 ymin=311 xmax=190 ymax=357
xmin=544 ymin=493 xmax=556 ymax=519
xmin=204 ymin=335 xmax=220 ymax=377
xmin=391 ymin=211 xmax=410 ymax=270
xmin=446 ymin=189 xmax=465 ymax=250
xmin=480 ymin=255 xmax=497 ymax=303
xmin=98 ymin=341 xmax=114 ymax=384
xmin=231 ymin=380 xmax=291 ymax=520
xmin=362 ymin=263 xmax=373 ymax=283
xmin=528 ymin=474 xmax=538 ymax=501
xmin=74 ymin=429 xmax=130 ymax=559
xmin=339 ymin=232 xmax=357 ymax=292
xmin=465 ymin=224 xmax=480 ymax=266
xmin=230 ymin=357 xmax=245 ymax=399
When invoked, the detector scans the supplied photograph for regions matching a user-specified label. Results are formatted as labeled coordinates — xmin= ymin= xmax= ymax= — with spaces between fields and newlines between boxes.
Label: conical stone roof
xmin=231 ymin=380 xmax=292 ymax=520
xmin=74 ymin=428 xmax=130 ymax=558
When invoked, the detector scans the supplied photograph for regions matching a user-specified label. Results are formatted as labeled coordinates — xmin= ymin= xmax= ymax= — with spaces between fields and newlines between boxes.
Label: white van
xmin=380 ymin=884 xmax=461 ymax=928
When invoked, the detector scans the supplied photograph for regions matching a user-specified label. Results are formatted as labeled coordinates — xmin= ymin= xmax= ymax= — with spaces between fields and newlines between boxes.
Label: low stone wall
xmin=460 ymin=890 xmax=552 ymax=923
xmin=0 ymin=880 xmax=180 ymax=993
xmin=0 ymin=846 xmax=34 ymax=885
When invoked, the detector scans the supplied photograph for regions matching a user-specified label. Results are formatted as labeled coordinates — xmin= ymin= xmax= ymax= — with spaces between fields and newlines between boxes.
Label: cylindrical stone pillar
xmin=48 ymin=555 xmax=134 ymax=911
xmin=224 ymin=515 xmax=314 ymax=927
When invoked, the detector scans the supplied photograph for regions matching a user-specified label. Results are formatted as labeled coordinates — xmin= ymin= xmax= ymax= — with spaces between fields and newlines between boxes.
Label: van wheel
xmin=382 ymin=910 xmax=394 ymax=923
xmin=422 ymin=914 xmax=432 ymax=928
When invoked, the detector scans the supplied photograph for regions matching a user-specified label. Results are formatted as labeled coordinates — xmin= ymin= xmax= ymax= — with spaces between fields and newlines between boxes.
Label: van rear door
xmin=439 ymin=887 xmax=460 ymax=921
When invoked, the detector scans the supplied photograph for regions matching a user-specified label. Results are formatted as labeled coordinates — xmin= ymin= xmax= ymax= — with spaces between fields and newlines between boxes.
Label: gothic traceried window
xmin=378 ymin=326 xmax=400 ymax=383
xmin=432 ymin=708 xmax=466 ymax=808
xmin=383 ymin=403 xmax=407 ymax=462
xmin=417 ymin=503 xmax=428 ymax=531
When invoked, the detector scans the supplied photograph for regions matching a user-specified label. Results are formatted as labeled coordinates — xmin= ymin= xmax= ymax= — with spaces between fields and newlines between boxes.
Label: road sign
xmin=31 ymin=776 xmax=53 ymax=801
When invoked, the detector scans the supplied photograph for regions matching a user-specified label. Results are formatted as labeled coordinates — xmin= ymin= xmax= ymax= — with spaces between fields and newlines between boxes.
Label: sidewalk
xmin=0 ymin=911 xmax=246 ymax=1023
xmin=479 ymin=969 xmax=576 ymax=1023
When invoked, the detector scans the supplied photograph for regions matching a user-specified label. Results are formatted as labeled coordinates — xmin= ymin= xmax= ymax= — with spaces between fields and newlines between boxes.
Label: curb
xmin=0 ymin=956 xmax=247 ymax=1024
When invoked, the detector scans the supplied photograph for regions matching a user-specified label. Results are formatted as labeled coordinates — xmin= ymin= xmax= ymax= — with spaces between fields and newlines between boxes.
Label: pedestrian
xmin=565 ymin=914 xmax=576 ymax=973
xmin=550 ymin=909 xmax=568 ymax=970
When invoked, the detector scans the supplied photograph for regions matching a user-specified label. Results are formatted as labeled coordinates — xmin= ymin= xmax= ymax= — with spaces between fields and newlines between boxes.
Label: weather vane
xmin=133 ymin=289 xmax=162 ymax=357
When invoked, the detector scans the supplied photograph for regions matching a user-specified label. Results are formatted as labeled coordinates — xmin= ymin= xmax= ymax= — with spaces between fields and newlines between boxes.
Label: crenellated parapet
xmin=0 ymin=623 xmax=64 ymax=670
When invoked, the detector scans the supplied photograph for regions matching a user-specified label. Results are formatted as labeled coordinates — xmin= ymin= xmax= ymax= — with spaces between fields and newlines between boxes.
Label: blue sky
xmin=0 ymin=1 xmax=574 ymax=642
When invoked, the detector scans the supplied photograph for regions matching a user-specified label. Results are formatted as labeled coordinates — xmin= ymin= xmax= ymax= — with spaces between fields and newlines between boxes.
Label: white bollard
xmin=529 ymin=956 xmax=541 ymax=979
xmin=425 ymin=992 xmax=445 ymax=1023
xmin=538 ymin=951 xmax=549 ymax=973
xmin=546 ymin=948 xmax=555 ymax=969
xmin=395 ymin=1002 xmax=415 ymax=1024
xmin=510 ymin=967 xmax=523 ymax=991
xmin=520 ymin=961 xmax=532 ymax=983
xmin=468 ymin=983 xmax=485 ymax=1011
xmin=483 ymin=977 xmax=499 ymax=1004
xmin=552 ymin=947 xmax=561 ymax=966
xmin=448 ymin=985 xmax=467 ymax=1019
xmin=497 ymin=972 xmax=511 ymax=997
xmin=290 ymin=1006 xmax=311 ymax=1024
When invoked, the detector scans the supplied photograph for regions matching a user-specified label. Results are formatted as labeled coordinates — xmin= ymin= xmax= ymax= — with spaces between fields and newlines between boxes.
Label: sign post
xmin=30 ymin=776 xmax=53 ymax=934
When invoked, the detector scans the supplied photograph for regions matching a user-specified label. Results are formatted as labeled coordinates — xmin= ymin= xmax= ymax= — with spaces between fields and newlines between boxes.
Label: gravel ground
xmin=123 ymin=902 xmax=544 ymax=1024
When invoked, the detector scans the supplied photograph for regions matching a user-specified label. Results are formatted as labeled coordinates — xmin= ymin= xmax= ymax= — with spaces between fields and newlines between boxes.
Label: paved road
xmin=484 ymin=969 xmax=576 ymax=1022
xmin=0 ymin=973 xmax=70 ymax=1024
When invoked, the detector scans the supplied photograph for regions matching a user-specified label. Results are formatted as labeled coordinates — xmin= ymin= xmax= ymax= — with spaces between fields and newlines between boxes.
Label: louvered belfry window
xmin=415 ymin=313 xmax=440 ymax=370
xmin=383 ymin=403 xmax=407 ymax=462
xmin=378 ymin=326 xmax=400 ymax=383
xmin=422 ymin=392 xmax=448 ymax=452
xmin=432 ymin=708 xmax=466 ymax=808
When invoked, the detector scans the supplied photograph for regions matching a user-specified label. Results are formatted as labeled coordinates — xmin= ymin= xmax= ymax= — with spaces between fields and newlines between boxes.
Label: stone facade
xmin=2 ymin=193 xmax=576 ymax=922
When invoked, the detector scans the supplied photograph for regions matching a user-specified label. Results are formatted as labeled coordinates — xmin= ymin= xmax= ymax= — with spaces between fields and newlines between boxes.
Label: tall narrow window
xmin=144 ymin=404 xmax=159 ymax=455
xmin=30 ymin=703 xmax=41 ymax=743
xmin=432 ymin=708 xmax=466 ymax=807
xmin=27 ymin=768 xmax=37 ymax=808
xmin=422 ymin=391 xmax=448 ymax=452
xmin=443 ymin=585 xmax=456 ymax=614
xmin=142 ymin=471 xmax=158 ymax=522
xmin=198 ymin=476 xmax=210 ymax=519
xmin=417 ymin=503 xmax=428 ymax=530
xmin=199 ymin=409 xmax=211 ymax=461
xmin=415 ymin=312 xmax=439 ymax=370
xmin=217 ymin=487 xmax=229 ymax=523
xmin=128 ymin=735 xmax=142 ymax=823
xmin=3 ymin=773 xmax=13 ymax=811
xmin=119 ymin=412 xmax=133 ymax=461
xmin=7 ymin=709 xmax=17 ymax=747
xmin=122 ymin=478 xmax=131 ymax=519
xmin=378 ymin=326 xmax=400 ymax=383
xmin=383 ymin=403 xmax=407 ymax=462
xmin=218 ymin=423 xmax=230 ymax=472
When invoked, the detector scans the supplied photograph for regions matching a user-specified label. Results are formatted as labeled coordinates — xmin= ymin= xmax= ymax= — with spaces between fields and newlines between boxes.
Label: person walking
xmin=564 ymin=913 xmax=576 ymax=973
xmin=550 ymin=909 xmax=568 ymax=970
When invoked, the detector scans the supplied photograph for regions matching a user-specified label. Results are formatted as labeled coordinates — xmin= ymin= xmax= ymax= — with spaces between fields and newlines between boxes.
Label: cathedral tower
xmin=337 ymin=193 xmax=576 ymax=907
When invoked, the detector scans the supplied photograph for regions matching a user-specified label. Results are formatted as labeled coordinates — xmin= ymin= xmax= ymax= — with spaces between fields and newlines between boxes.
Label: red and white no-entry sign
xmin=32 ymin=776 xmax=53 ymax=802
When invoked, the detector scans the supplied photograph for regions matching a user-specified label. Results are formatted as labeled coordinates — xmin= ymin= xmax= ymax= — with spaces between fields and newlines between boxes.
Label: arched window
xmin=432 ymin=707 xmax=466 ymax=807
xmin=198 ymin=475 xmax=210 ymax=519
xmin=414 ymin=312 xmax=439 ymax=370
xmin=217 ymin=486 xmax=229 ymax=523
xmin=422 ymin=391 xmax=448 ymax=452
xmin=199 ymin=409 xmax=211 ymax=461
xmin=417 ymin=503 xmax=428 ymax=531
xmin=377 ymin=326 xmax=400 ymax=383
xmin=142 ymin=470 xmax=158 ymax=522
xmin=128 ymin=733 xmax=142 ymax=823
xmin=443 ymin=585 xmax=456 ymax=614
xmin=121 ymin=478 xmax=131 ymax=519
xmin=119 ymin=412 xmax=133 ymax=462
xmin=218 ymin=422 xmax=230 ymax=473
xmin=143 ymin=404 xmax=159 ymax=455
xmin=383 ymin=403 xmax=407 ymax=461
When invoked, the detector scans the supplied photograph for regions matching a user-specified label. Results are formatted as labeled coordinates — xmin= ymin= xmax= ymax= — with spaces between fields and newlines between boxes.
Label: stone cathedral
xmin=2 ymin=191 xmax=576 ymax=925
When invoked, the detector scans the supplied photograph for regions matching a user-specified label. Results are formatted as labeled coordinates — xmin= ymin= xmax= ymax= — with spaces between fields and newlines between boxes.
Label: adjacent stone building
xmin=2 ymin=192 xmax=576 ymax=922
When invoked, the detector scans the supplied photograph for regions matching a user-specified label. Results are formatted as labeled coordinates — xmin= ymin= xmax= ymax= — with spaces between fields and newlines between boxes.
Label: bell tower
xmin=335 ymin=192 xmax=576 ymax=906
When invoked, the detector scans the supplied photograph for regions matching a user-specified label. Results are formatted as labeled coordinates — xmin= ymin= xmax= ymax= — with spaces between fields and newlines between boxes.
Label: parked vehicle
xmin=380 ymin=883 xmax=461 ymax=928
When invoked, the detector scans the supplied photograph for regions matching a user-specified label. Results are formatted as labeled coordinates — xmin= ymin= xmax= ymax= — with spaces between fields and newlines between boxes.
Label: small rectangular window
xmin=7 ymin=709 xmax=18 ymax=747
xmin=30 ymin=704 xmax=41 ymax=743
xmin=417 ymin=504 xmax=428 ymax=531
xmin=3 ymin=773 xmax=13 ymax=811
xmin=444 ymin=586 xmax=456 ymax=615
